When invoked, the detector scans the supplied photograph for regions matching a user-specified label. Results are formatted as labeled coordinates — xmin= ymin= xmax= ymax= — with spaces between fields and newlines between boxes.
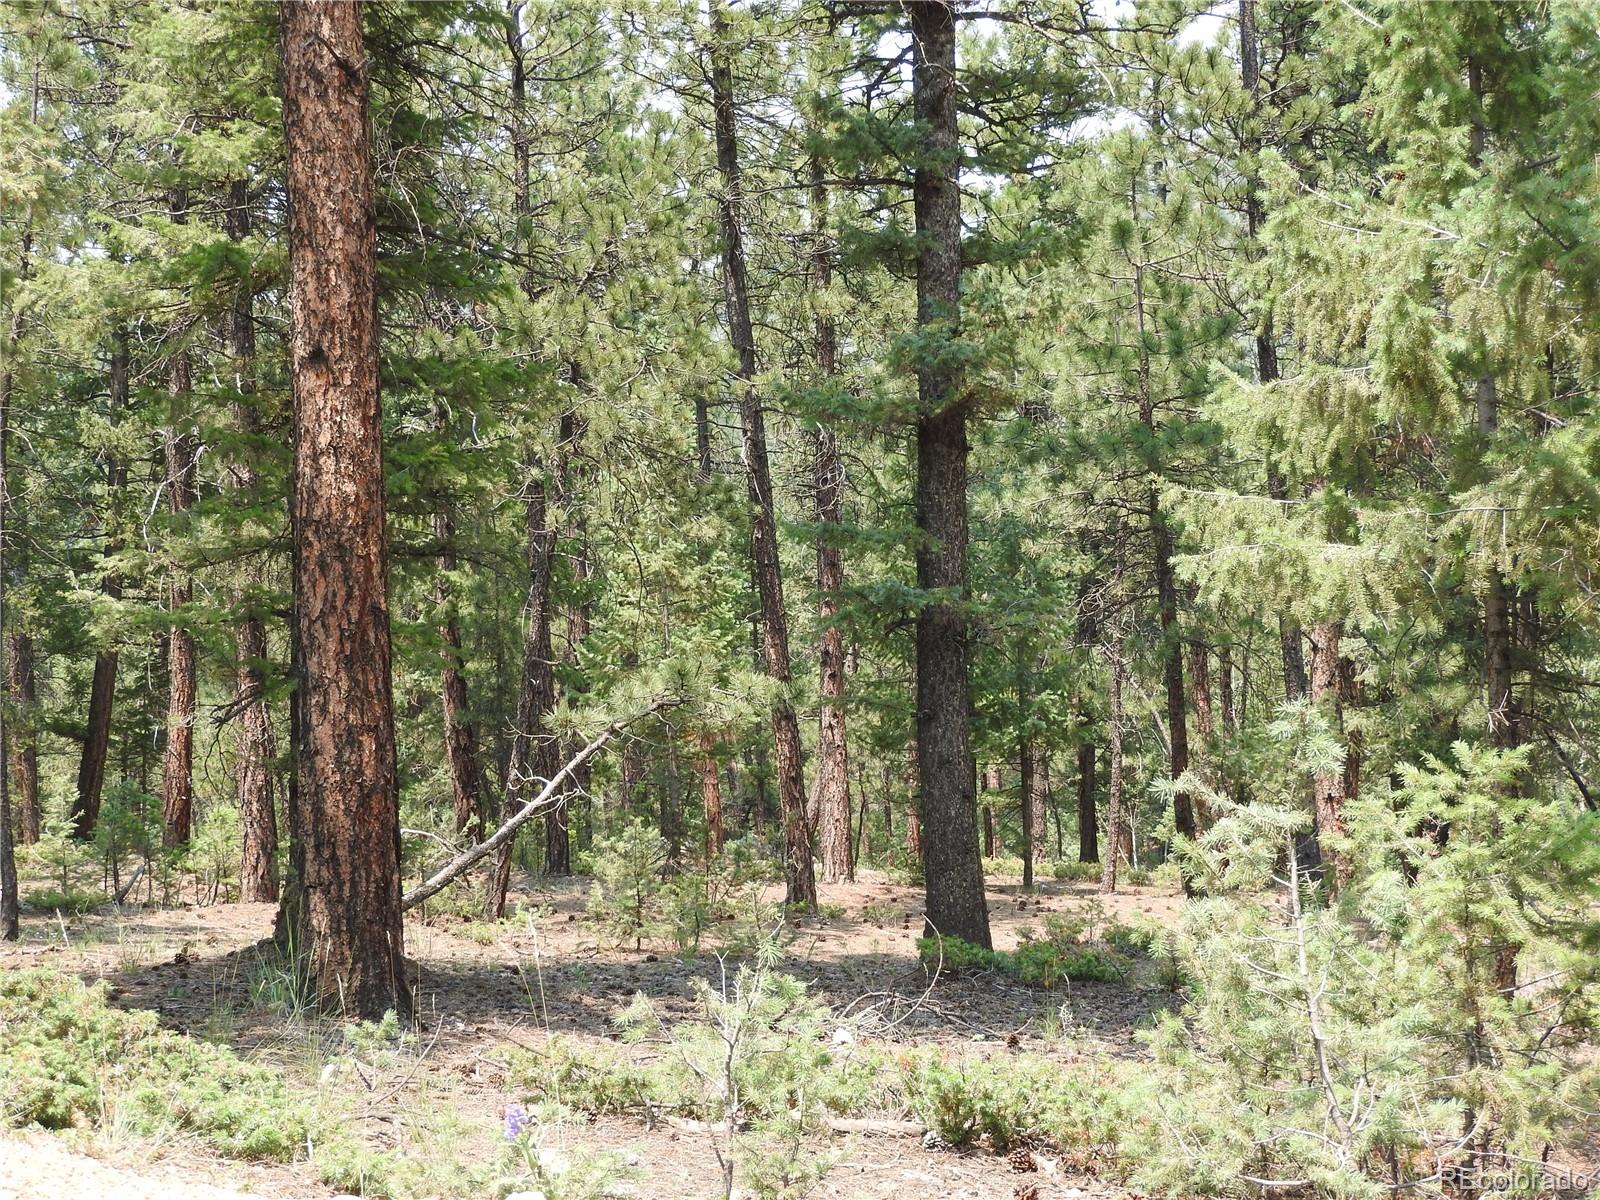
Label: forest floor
xmin=0 ymin=870 xmax=1188 ymax=1200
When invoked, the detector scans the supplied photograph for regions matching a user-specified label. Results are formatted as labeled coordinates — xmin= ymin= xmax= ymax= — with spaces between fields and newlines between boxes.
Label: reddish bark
xmin=281 ymin=0 xmax=408 ymax=1018
xmin=227 ymin=180 xmax=278 ymax=902
xmin=710 ymin=2 xmax=815 ymax=910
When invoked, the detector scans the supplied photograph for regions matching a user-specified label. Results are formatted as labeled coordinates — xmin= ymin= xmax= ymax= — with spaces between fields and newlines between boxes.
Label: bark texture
xmin=911 ymin=0 xmax=990 ymax=948
xmin=281 ymin=0 xmax=408 ymax=1018
xmin=710 ymin=1 xmax=815 ymax=909
xmin=227 ymin=180 xmax=278 ymax=901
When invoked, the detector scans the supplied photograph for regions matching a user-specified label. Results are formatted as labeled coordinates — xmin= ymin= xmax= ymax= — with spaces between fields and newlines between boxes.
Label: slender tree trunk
xmin=554 ymin=405 xmax=591 ymax=869
xmin=560 ymin=409 xmax=592 ymax=857
xmin=1132 ymin=238 xmax=1194 ymax=851
xmin=487 ymin=478 xmax=556 ymax=915
xmin=1101 ymin=623 xmax=1127 ymax=894
xmin=1188 ymin=638 xmax=1216 ymax=827
xmin=281 ymin=0 xmax=408 ymax=1018
xmin=699 ymin=734 xmax=724 ymax=855
xmin=486 ymin=6 xmax=561 ymax=913
xmin=0 ymin=287 xmax=15 ymax=938
xmin=1308 ymin=621 xmax=1351 ymax=890
xmin=709 ymin=2 xmax=815 ymax=909
xmin=159 ymin=186 xmax=199 ymax=850
xmin=433 ymin=428 xmax=486 ymax=840
xmin=904 ymin=737 xmax=921 ymax=863
xmin=1030 ymin=741 xmax=1050 ymax=864
xmin=227 ymin=179 xmax=278 ymax=901
xmin=910 ymin=0 xmax=989 ymax=947
xmin=73 ymin=333 xmax=129 ymax=839
xmin=1019 ymin=733 xmax=1036 ymax=888
xmin=1076 ymin=741 xmax=1098 ymax=863
xmin=812 ymin=158 xmax=852 ymax=885
xmin=6 ymin=634 xmax=38 ymax=845
xmin=1218 ymin=643 xmax=1236 ymax=734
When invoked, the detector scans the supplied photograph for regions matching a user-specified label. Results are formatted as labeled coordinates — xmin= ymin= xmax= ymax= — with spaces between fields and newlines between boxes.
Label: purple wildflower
xmin=503 ymin=1103 xmax=530 ymax=1141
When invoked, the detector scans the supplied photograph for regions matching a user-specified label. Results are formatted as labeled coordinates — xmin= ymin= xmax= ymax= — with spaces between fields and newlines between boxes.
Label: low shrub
xmin=0 ymin=968 xmax=315 ymax=1161
xmin=23 ymin=886 xmax=104 ymax=916
xmin=917 ymin=934 xmax=1125 ymax=986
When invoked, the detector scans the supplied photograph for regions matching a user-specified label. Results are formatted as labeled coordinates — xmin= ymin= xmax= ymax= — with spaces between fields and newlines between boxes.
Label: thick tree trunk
xmin=6 ymin=634 xmax=39 ymax=845
xmin=159 ymin=188 xmax=199 ymax=850
xmin=1309 ymin=621 xmax=1352 ymax=890
xmin=709 ymin=2 xmax=815 ymax=910
xmin=910 ymin=0 xmax=990 ymax=948
xmin=73 ymin=333 xmax=130 ymax=840
xmin=227 ymin=180 xmax=278 ymax=902
xmin=812 ymin=160 xmax=852 ymax=885
xmin=281 ymin=0 xmax=408 ymax=1018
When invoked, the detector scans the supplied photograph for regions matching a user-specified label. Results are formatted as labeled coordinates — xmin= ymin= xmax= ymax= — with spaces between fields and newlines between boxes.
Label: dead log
xmin=402 ymin=697 xmax=676 ymax=910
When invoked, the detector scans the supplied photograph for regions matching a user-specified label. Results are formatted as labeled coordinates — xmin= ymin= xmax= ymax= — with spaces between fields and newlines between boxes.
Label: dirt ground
xmin=0 ymin=870 xmax=1186 ymax=1200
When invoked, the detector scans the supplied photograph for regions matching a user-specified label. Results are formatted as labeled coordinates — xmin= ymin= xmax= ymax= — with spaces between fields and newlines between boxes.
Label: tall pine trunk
xmin=281 ymin=0 xmax=408 ymax=1018
xmin=911 ymin=0 xmax=990 ymax=948
xmin=227 ymin=179 xmax=278 ymax=901
xmin=486 ymin=5 xmax=561 ymax=915
xmin=709 ymin=1 xmax=815 ymax=910
xmin=159 ymin=187 xmax=199 ymax=849
xmin=73 ymin=332 xmax=129 ymax=839
xmin=812 ymin=158 xmax=852 ymax=884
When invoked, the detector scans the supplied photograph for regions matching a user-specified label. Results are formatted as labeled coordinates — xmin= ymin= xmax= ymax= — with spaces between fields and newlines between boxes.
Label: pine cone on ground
xmin=1013 ymin=1184 xmax=1041 ymax=1200
xmin=922 ymin=1129 xmax=951 ymax=1153
xmin=1009 ymin=1146 xmax=1038 ymax=1173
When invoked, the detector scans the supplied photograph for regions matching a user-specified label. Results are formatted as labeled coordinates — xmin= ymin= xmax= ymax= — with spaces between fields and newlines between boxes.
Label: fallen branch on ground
xmin=402 ymin=696 xmax=678 ymax=911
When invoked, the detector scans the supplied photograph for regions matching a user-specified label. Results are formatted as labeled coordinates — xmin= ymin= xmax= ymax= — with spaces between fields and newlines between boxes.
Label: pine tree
xmin=280 ymin=0 xmax=408 ymax=1019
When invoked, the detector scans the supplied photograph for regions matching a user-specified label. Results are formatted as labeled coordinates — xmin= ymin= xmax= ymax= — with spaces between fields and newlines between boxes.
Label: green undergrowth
xmin=916 ymin=909 xmax=1162 ymax=987
xmin=0 ymin=967 xmax=316 ymax=1160
xmin=505 ymin=1026 xmax=1133 ymax=1161
xmin=0 ymin=968 xmax=497 ymax=1198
